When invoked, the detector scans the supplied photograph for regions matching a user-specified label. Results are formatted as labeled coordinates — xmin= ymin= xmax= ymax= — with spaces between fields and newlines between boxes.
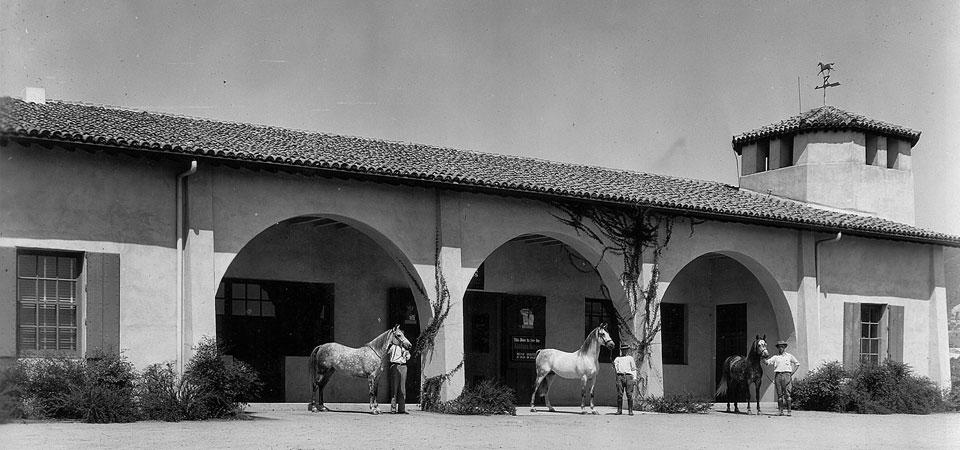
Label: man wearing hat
xmin=612 ymin=343 xmax=638 ymax=415
xmin=764 ymin=340 xmax=800 ymax=416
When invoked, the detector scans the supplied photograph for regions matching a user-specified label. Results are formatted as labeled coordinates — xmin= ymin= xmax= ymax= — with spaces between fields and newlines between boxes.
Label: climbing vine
xmin=552 ymin=201 xmax=675 ymax=391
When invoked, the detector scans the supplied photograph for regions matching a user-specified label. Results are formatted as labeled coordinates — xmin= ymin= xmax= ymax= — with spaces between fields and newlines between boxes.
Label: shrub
xmin=0 ymin=367 xmax=24 ymax=422
xmin=182 ymin=338 xmax=262 ymax=419
xmin=635 ymin=392 xmax=712 ymax=414
xmin=791 ymin=361 xmax=849 ymax=412
xmin=846 ymin=360 xmax=944 ymax=414
xmin=793 ymin=360 xmax=947 ymax=414
xmin=138 ymin=362 xmax=206 ymax=421
xmin=16 ymin=354 xmax=138 ymax=423
xmin=421 ymin=377 xmax=516 ymax=415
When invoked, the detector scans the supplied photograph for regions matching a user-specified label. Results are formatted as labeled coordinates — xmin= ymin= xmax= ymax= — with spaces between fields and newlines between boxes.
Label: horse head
xmin=596 ymin=323 xmax=616 ymax=350
xmin=753 ymin=334 xmax=770 ymax=359
xmin=391 ymin=324 xmax=413 ymax=350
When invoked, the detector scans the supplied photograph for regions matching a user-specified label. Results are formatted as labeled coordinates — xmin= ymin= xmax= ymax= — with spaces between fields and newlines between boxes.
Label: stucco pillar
xmin=795 ymin=232 xmax=819 ymax=375
xmin=183 ymin=167 xmax=218 ymax=361
xmin=929 ymin=245 xmax=950 ymax=390
xmin=636 ymin=259 xmax=664 ymax=397
xmin=416 ymin=191 xmax=467 ymax=401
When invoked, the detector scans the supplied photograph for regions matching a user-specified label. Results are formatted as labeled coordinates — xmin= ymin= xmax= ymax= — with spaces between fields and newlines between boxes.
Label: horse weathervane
xmin=815 ymin=62 xmax=840 ymax=105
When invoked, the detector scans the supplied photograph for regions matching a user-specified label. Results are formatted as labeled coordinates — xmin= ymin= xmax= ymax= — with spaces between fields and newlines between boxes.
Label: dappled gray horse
xmin=530 ymin=323 xmax=616 ymax=414
xmin=308 ymin=325 xmax=412 ymax=414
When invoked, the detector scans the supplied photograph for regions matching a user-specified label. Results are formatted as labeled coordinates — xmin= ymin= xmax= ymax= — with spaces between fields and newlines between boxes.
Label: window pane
xmin=18 ymin=280 xmax=37 ymax=301
xmin=261 ymin=289 xmax=269 ymax=300
xmin=871 ymin=340 xmax=879 ymax=354
xmin=58 ymin=281 xmax=75 ymax=303
xmin=232 ymin=283 xmax=246 ymax=299
xmin=247 ymin=300 xmax=261 ymax=316
xmin=40 ymin=328 xmax=57 ymax=349
xmin=860 ymin=340 xmax=869 ymax=353
xmin=231 ymin=300 xmax=245 ymax=316
xmin=215 ymin=298 xmax=225 ymax=315
xmin=19 ymin=327 xmax=37 ymax=350
xmin=870 ymin=324 xmax=879 ymax=338
xmin=262 ymin=301 xmax=275 ymax=317
xmin=861 ymin=324 xmax=870 ymax=338
xmin=57 ymin=257 xmax=76 ymax=279
xmin=248 ymin=284 xmax=260 ymax=300
xmin=39 ymin=305 xmax=58 ymax=326
xmin=40 ymin=256 xmax=58 ymax=278
xmin=18 ymin=254 xmax=37 ymax=277
xmin=59 ymin=328 xmax=77 ymax=350
xmin=60 ymin=306 xmax=77 ymax=326
xmin=19 ymin=304 xmax=37 ymax=325
xmin=41 ymin=280 xmax=58 ymax=302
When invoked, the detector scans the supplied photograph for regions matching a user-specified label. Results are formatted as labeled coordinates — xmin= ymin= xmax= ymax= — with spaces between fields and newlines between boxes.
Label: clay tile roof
xmin=732 ymin=105 xmax=921 ymax=153
xmin=1 ymin=97 xmax=957 ymax=246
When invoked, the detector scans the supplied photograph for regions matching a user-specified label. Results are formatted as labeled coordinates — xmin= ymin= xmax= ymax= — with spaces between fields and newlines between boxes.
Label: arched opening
xmin=216 ymin=215 xmax=426 ymax=402
xmin=660 ymin=252 xmax=792 ymax=401
xmin=462 ymin=233 xmax=621 ymax=406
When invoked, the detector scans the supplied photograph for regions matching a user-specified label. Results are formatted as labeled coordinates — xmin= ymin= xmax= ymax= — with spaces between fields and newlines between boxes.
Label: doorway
xmin=464 ymin=291 xmax=546 ymax=404
xmin=216 ymin=279 xmax=334 ymax=402
xmin=715 ymin=303 xmax=747 ymax=389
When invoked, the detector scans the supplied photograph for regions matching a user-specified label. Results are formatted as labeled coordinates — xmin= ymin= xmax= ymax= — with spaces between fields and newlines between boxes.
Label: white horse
xmin=530 ymin=323 xmax=616 ymax=414
xmin=308 ymin=325 xmax=412 ymax=415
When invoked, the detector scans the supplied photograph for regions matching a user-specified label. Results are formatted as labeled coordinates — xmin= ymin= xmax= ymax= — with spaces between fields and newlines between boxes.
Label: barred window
xmin=18 ymin=251 xmax=81 ymax=354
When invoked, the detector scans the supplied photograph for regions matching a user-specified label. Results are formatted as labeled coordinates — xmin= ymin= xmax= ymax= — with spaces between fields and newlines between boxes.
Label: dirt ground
xmin=2 ymin=402 xmax=958 ymax=449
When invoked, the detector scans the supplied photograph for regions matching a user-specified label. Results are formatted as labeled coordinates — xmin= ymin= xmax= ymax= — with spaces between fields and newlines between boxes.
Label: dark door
xmin=500 ymin=295 xmax=546 ymax=404
xmin=217 ymin=279 xmax=334 ymax=402
xmin=389 ymin=287 xmax=422 ymax=403
xmin=464 ymin=291 xmax=502 ymax=388
xmin=715 ymin=303 xmax=747 ymax=387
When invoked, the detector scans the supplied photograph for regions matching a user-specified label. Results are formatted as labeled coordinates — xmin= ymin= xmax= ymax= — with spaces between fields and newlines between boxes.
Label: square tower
xmin=732 ymin=106 xmax=921 ymax=225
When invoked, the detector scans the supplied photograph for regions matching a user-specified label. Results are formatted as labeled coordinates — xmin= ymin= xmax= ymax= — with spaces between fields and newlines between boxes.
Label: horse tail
xmin=715 ymin=356 xmax=733 ymax=399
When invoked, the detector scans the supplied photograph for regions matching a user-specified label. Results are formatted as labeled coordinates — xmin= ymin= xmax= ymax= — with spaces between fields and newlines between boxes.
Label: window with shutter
xmin=16 ymin=250 xmax=82 ymax=356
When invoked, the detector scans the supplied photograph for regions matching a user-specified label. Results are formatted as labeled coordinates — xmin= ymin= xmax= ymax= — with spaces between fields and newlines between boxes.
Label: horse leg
xmin=368 ymin=370 xmax=382 ymax=415
xmin=543 ymin=373 xmax=556 ymax=412
xmin=755 ymin=381 xmax=762 ymax=415
xmin=588 ymin=376 xmax=598 ymax=415
xmin=530 ymin=372 xmax=545 ymax=412
xmin=314 ymin=369 xmax=333 ymax=412
xmin=746 ymin=381 xmax=753 ymax=415
xmin=580 ymin=376 xmax=588 ymax=415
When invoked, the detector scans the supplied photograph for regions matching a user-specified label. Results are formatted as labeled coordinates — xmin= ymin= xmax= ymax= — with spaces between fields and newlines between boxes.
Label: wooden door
xmin=464 ymin=291 xmax=502 ymax=387
xmin=715 ymin=303 xmax=747 ymax=387
xmin=500 ymin=294 xmax=546 ymax=404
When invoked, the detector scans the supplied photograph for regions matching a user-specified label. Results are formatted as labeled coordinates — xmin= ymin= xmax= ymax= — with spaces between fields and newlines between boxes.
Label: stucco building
xmin=1 ymin=94 xmax=955 ymax=405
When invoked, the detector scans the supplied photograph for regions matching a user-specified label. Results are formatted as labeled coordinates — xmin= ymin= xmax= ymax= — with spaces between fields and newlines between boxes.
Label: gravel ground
xmin=2 ymin=403 xmax=958 ymax=449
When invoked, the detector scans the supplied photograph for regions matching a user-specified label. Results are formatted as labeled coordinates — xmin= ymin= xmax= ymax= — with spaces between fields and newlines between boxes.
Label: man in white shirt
xmin=388 ymin=341 xmax=411 ymax=414
xmin=612 ymin=343 xmax=638 ymax=415
xmin=763 ymin=340 xmax=800 ymax=416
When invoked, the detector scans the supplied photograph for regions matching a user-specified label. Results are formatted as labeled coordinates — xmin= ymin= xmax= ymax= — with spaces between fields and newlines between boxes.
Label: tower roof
xmin=732 ymin=105 xmax=921 ymax=154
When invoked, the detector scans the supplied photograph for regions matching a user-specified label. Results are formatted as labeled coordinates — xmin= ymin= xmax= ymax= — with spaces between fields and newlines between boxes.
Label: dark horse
xmin=716 ymin=334 xmax=769 ymax=414
xmin=307 ymin=325 xmax=412 ymax=414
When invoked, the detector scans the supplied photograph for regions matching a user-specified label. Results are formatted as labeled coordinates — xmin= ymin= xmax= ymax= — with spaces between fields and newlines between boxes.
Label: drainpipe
xmin=814 ymin=231 xmax=842 ymax=297
xmin=176 ymin=160 xmax=198 ymax=373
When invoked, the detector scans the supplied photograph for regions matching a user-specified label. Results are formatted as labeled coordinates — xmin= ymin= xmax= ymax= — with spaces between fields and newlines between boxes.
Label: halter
xmin=596 ymin=328 xmax=614 ymax=349
xmin=365 ymin=328 xmax=406 ymax=360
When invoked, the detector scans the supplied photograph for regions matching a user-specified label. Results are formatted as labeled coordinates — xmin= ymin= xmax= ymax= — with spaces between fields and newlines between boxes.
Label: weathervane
xmin=815 ymin=62 xmax=840 ymax=105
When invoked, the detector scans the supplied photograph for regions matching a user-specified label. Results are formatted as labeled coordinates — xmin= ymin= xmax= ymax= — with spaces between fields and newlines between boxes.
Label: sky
xmin=2 ymin=0 xmax=958 ymax=236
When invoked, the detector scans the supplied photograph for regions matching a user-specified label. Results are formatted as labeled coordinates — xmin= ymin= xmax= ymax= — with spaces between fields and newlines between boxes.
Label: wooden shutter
xmin=0 ymin=247 xmax=17 ymax=358
xmin=842 ymin=302 xmax=860 ymax=370
xmin=85 ymin=253 xmax=120 ymax=356
xmin=887 ymin=305 xmax=904 ymax=362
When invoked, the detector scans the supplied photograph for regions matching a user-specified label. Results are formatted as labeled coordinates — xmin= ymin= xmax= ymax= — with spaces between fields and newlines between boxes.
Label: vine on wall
xmin=552 ymin=201 xmax=675 ymax=388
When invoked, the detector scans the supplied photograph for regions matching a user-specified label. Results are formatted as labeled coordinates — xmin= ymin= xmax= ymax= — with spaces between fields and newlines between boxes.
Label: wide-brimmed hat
xmin=775 ymin=341 xmax=788 ymax=347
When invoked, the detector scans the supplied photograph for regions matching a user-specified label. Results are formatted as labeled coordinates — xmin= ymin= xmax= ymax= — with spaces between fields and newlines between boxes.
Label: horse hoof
xmin=530 ymin=408 xmax=537 ymax=413
xmin=548 ymin=407 xmax=556 ymax=412
xmin=591 ymin=410 xmax=599 ymax=415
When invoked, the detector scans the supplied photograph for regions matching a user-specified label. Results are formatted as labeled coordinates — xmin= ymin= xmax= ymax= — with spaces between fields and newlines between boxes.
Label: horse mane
xmin=578 ymin=326 xmax=600 ymax=354
xmin=364 ymin=328 xmax=395 ymax=358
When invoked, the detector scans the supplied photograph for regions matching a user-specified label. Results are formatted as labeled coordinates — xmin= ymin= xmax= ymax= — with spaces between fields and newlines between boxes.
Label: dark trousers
xmin=616 ymin=373 xmax=636 ymax=413
xmin=774 ymin=372 xmax=792 ymax=411
xmin=390 ymin=364 xmax=407 ymax=412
